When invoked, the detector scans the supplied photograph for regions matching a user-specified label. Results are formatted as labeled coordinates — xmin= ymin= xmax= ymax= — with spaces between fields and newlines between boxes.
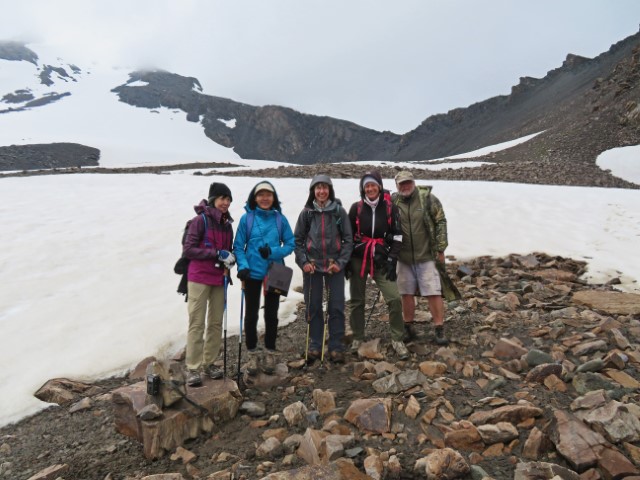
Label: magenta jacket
xmin=183 ymin=200 xmax=234 ymax=286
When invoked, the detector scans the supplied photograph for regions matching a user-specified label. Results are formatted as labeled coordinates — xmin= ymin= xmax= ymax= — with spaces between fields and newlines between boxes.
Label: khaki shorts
xmin=397 ymin=261 xmax=442 ymax=296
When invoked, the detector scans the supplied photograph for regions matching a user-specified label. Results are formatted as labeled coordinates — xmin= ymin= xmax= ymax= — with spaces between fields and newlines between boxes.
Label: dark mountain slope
xmin=111 ymin=30 xmax=640 ymax=169
xmin=395 ymin=30 xmax=640 ymax=162
xmin=112 ymin=71 xmax=400 ymax=164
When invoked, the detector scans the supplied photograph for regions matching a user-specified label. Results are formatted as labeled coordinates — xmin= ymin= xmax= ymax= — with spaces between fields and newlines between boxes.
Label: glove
xmin=237 ymin=269 xmax=251 ymax=281
xmin=385 ymin=258 xmax=398 ymax=281
xmin=258 ymin=245 xmax=271 ymax=259
xmin=373 ymin=251 xmax=387 ymax=268
xmin=344 ymin=262 xmax=352 ymax=281
xmin=218 ymin=250 xmax=236 ymax=267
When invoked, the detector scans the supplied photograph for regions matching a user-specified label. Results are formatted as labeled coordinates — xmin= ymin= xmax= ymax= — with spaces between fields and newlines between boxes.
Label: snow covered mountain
xmin=2 ymin=29 xmax=640 ymax=176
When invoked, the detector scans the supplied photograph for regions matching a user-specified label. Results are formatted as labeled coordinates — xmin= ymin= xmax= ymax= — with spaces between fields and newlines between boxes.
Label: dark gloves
xmin=344 ymin=262 xmax=352 ymax=281
xmin=237 ymin=269 xmax=251 ymax=281
xmin=258 ymin=245 xmax=271 ymax=259
xmin=373 ymin=251 xmax=387 ymax=267
xmin=385 ymin=258 xmax=398 ymax=281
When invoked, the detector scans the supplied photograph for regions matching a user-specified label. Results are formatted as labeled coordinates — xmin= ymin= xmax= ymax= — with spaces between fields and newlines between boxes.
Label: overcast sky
xmin=2 ymin=0 xmax=640 ymax=133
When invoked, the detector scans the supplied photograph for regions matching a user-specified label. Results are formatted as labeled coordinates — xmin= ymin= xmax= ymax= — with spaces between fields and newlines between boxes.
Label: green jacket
xmin=392 ymin=186 xmax=460 ymax=301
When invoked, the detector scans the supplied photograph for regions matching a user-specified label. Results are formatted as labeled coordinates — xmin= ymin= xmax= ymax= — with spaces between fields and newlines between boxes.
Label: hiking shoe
xmin=330 ymin=351 xmax=345 ymax=364
xmin=403 ymin=323 xmax=418 ymax=342
xmin=246 ymin=350 xmax=260 ymax=376
xmin=263 ymin=350 xmax=277 ymax=375
xmin=350 ymin=339 xmax=362 ymax=353
xmin=306 ymin=349 xmax=321 ymax=364
xmin=187 ymin=369 xmax=202 ymax=387
xmin=206 ymin=364 xmax=223 ymax=380
xmin=434 ymin=326 xmax=449 ymax=346
xmin=391 ymin=340 xmax=410 ymax=360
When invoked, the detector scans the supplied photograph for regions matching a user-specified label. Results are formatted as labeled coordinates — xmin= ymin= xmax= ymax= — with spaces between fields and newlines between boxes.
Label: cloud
xmin=2 ymin=0 xmax=640 ymax=132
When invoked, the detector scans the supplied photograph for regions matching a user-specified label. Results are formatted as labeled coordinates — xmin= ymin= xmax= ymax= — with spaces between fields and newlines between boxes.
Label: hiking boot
xmin=330 ymin=351 xmax=345 ymax=364
xmin=391 ymin=340 xmax=410 ymax=360
xmin=403 ymin=323 xmax=418 ymax=342
xmin=263 ymin=350 xmax=277 ymax=375
xmin=434 ymin=326 xmax=449 ymax=346
xmin=350 ymin=339 xmax=362 ymax=353
xmin=246 ymin=349 xmax=260 ymax=376
xmin=306 ymin=349 xmax=321 ymax=364
xmin=205 ymin=364 xmax=223 ymax=380
xmin=187 ymin=369 xmax=202 ymax=387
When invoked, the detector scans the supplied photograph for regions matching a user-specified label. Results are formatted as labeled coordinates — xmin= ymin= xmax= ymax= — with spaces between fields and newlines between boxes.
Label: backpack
xmin=174 ymin=213 xmax=208 ymax=301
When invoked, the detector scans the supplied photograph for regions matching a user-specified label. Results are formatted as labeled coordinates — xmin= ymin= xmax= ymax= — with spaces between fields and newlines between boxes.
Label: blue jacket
xmin=233 ymin=205 xmax=295 ymax=280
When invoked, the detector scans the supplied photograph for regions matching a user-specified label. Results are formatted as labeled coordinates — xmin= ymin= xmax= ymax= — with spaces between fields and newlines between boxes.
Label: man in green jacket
xmin=392 ymin=170 xmax=456 ymax=345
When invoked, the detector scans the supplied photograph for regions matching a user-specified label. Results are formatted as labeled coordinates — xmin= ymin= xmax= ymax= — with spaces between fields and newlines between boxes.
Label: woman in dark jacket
xmin=233 ymin=181 xmax=295 ymax=376
xmin=293 ymin=174 xmax=353 ymax=364
xmin=348 ymin=171 xmax=409 ymax=360
xmin=183 ymin=182 xmax=235 ymax=386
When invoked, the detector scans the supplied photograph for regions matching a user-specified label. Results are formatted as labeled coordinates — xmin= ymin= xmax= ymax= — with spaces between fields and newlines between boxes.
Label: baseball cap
xmin=394 ymin=170 xmax=415 ymax=183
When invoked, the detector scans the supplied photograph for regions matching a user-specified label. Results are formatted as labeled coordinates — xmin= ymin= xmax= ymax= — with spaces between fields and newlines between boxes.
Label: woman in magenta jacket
xmin=183 ymin=182 xmax=235 ymax=386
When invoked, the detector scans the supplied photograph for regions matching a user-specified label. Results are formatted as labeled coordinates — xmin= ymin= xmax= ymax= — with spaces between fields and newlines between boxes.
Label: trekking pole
xmin=365 ymin=288 xmax=382 ymax=327
xmin=223 ymin=274 xmax=228 ymax=381
xmin=320 ymin=260 xmax=334 ymax=369
xmin=304 ymin=263 xmax=314 ymax=366
xmin=237 ymin=285 xmax=245 ymax=382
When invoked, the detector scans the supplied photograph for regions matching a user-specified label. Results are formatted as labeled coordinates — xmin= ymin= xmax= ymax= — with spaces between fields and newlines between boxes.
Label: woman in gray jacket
xmin=293 ymin=174 xmax=353 ymax=364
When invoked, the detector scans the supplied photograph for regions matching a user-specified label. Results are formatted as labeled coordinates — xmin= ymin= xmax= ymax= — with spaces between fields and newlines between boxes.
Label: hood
xmin=358 ymin=170 xmax=384 ymax=199
xmin=244 ymin=180 xmax=282 ymax=212
xmin=306 ymin=174 xmax=336 ymax=207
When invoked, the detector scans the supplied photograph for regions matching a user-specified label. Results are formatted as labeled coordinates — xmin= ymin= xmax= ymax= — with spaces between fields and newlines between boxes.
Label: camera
xmin=146 ymin=373 xmax=161 ymax=396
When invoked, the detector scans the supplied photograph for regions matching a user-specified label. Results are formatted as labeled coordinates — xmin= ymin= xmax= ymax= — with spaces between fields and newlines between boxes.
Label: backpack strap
xmin=355 ymin=200 xmax=363 ymax=238
xmin=201 ymin=213 xmax=211 ymax=248
xmin=245 ymin=210 xmax=283 ymax=247
xmin=355 ymin=192 xmax=392 ymax=238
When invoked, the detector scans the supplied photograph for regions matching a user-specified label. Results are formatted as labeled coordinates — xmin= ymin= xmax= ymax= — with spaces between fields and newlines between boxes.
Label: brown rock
xmin=572 ymin=290 xmax=640 ymax=315
xmin=525 ymin=363 xmax=563 ymax=383
xmin=493 ymin=338 xmax=528 ymax=359
xmin=598 ymin=446 xmax=639 ymax=479
xmin=296 ymin=428 xmax=328 ymax=466
xmin=469 ymin=404 xmax=543 ymax=425
xmin=419 ymin=361 xmax=448 ymax=377
xmin=603 ymin=368 xmax=640 ymax=388
xmin=25 ymin=464 xmax=69 ymax=480
xmin=444 ymin=421 xmax=484 ymax=451
xmin=422 ymin=447 xmax=470 ymax=480
xmin=34 ymin=378 xmax=93 ymax=406
xmin=344 ymin=398 xmax=392 ymax=434
xmin=551 ymin=409 xmax=606 ymax=471
xmin=112 ymin=378 xmax=242 ymax=459
xmin=261 ymin=457 xmax=369 ymax=479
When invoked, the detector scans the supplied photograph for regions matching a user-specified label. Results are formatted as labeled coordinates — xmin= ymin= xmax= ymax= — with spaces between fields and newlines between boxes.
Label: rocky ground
xmin=2 ymin=159 xmax=638 ymax=189
xmin=1 ymin=253 xmax=640 ymax=480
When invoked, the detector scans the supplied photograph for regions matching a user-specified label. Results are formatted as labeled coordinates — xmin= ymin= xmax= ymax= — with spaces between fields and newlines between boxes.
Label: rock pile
xmin=3 ymin=253 xmax=640 ymax=479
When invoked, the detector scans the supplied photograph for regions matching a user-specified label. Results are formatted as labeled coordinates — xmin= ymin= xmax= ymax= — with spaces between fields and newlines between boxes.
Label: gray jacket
xmin=293 ymin=199 xmax=353 ymax=273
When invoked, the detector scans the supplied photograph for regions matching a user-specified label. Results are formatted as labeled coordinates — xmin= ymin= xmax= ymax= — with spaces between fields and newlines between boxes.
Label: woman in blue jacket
xmin=233 ymin=181 xmax=295 ymax=376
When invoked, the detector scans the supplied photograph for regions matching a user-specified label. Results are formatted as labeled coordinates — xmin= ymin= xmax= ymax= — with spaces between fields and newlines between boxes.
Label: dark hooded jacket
xmin=293 ymin=174 xmax=353 ymax=273
xmin=348 ymin=171 xmax=402 ymax=270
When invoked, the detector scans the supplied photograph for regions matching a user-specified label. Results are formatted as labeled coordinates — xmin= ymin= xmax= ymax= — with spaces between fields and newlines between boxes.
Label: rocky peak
xmin=0 ymin=41 xmax=38 ymax=64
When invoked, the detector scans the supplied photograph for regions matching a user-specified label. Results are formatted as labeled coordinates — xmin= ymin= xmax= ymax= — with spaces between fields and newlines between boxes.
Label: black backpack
xmin=174 ymin=213 xmax=208 ymax=301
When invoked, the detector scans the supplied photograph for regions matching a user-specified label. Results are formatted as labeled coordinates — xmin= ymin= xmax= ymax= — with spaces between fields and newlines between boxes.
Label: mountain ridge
xmin=1 ymin=30 xmax=639 ymax=184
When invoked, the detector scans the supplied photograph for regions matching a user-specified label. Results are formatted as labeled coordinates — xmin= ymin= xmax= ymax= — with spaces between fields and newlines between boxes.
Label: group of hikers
xmin=181 ymin=170 xmax=459 ymax=387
